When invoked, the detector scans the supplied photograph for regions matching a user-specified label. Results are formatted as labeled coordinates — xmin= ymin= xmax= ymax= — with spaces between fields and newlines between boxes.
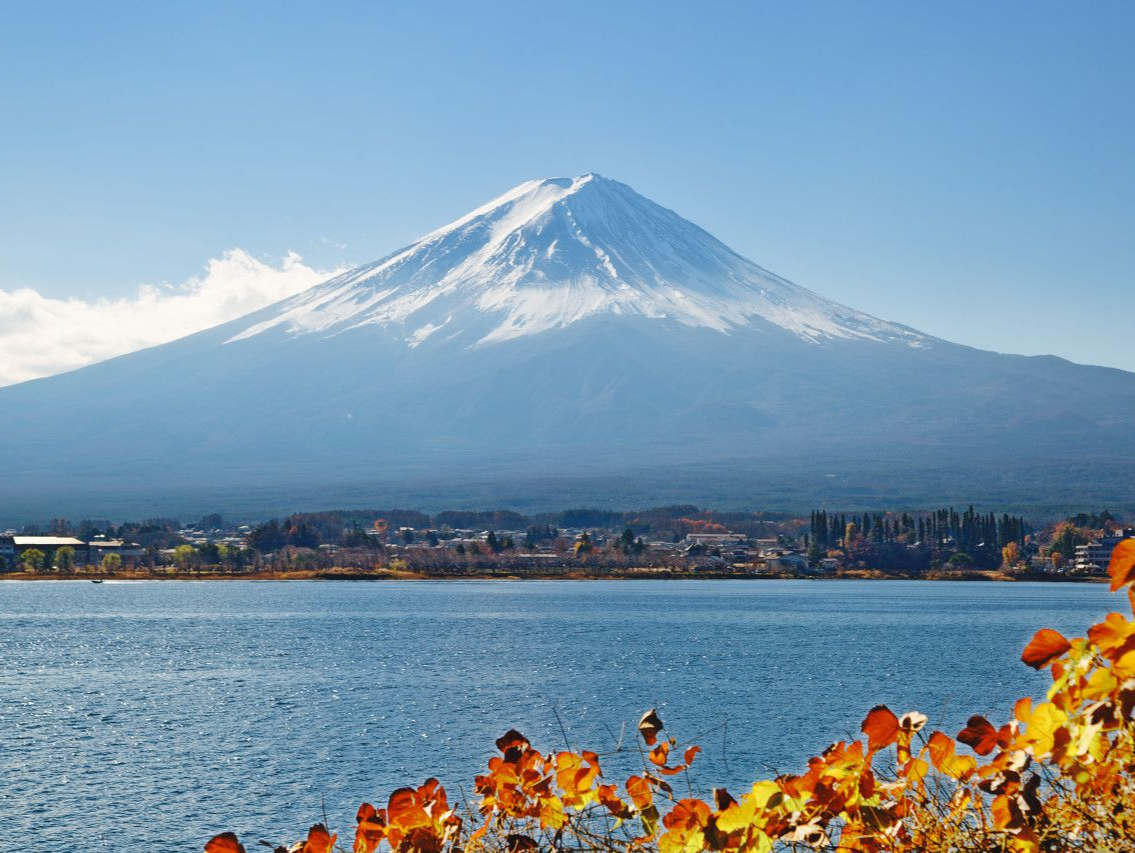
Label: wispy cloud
xmin=0 ymin=250 xmax=341 ymax=388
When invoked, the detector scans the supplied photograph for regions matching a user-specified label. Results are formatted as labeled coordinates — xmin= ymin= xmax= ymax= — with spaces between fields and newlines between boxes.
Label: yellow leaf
xmin=1022 ymin=702 xmax=1067 ymax=757
xmin=902 ymin=757 xmax=929 ymax=782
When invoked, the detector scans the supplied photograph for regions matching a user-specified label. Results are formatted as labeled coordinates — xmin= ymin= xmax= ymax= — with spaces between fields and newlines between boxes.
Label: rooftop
xmin=11 ymin=536 xmax=86 ymax=547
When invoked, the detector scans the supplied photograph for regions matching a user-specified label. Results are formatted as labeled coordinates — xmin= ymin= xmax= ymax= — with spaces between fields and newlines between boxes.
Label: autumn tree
xmin=54 ymin=546 xmax=75 ymax=572
xmin=216 ymin=543 xmax=244 ymax=572
xmin=1048 ymin=522 xmax=1089 ymax=563
xmin=19 ymin=548 xmax=44 ymax=573
xmin=171 ymin=544 xmax=197 ymax=572
xmin=1002 ymin=540 xmax=1020 ymax=567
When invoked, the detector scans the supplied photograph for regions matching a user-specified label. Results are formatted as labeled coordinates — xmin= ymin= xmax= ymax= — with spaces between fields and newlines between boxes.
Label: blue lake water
xmin=0 ymin=579 xmax=1119 ymax=851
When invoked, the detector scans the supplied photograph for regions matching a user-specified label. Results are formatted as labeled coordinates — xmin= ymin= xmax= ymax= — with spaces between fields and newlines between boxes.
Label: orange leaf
xmin=649 ymin=741 xmax=671 ymax=767
xmin=1020 ymin=628 xmax=1071 ymax=669
xmin=927 ymin=730 xmax=953 ymax=765
xmin=1087 ymin=612 xmax=1135 ymax=657
xmin=927 ymin=731 xmax=976 ymax=779
xmin=662 ymin=798 xmax=711 ymax=832
xmin=387 ymin=787 xmax=421 ymax=825
xmin=355 ymin=803 xmax=386 ymax=853
xmin=1014 ymin=697 xmax=1033 ymax=724
xmin=303 ymin=825 xmax=336 ymax=853
xmin=495 ymin=730 xmax=530 ymax=754
xmin=1109 ymin=539 xmax=1135 ymax=592
xmin=957 ymin=715 xmax=1002 ymax=755
xmin=597 ymin=783 xmax=633 ymax=819
xmin=683 ymin=745 xmax=701 ymax=766
xmin=626 ymin=775 xmax=653 ymax=810
xmin=861 ymin=704 xmax=900 ymax=751
xmin=205 ymin=833 xmax=246 ymax=853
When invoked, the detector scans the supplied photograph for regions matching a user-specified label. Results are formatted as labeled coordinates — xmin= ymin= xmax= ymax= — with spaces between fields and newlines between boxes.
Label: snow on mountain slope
xmin=229 ymin=174 xmax=928 ymax=349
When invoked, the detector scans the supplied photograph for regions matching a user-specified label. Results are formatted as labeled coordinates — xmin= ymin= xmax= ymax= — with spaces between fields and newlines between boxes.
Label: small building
xmin=88 ymin=538 xmax=146 ymax=562
xmin=685 ymin=533 xmax=746 ymax=548
xmin=766 ymin=553 xmax=809 ymax=573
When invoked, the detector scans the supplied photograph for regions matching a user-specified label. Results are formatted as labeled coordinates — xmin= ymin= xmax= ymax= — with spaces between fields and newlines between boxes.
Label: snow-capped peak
xmin=229 ymin=174 xmax=925 ymax=349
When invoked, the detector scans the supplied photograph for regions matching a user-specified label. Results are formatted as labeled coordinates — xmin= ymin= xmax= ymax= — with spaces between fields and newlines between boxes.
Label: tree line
xmin=808 ymin=506 xmax=1032 ymax=571
xmin=810 ymin=507 xmax=1030 ymax=551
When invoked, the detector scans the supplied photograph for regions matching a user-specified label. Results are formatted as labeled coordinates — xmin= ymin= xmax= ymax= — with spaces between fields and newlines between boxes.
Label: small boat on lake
xmin=91 ymin=579 xmax=104 ymax=584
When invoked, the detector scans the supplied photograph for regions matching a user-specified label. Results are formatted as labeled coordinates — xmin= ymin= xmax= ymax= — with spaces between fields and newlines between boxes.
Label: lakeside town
xmin=1 ymin=505 xmax=1129 ymax=581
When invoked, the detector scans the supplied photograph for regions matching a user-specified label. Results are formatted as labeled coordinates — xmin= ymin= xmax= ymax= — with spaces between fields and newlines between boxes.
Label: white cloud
xmin=0 ymin=250 xmax=342 ymax=388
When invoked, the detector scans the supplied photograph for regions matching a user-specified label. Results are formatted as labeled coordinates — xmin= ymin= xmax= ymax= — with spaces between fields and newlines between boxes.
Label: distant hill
xmin=1 ymin=174 xmax=1132 ymax=523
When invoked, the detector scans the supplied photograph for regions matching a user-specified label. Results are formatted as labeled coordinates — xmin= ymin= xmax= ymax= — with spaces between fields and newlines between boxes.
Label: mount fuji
xmin=228 ymin=174 xmax=925 ymax=350
xmin=1 ymin=174 xmax=1132 ymax=521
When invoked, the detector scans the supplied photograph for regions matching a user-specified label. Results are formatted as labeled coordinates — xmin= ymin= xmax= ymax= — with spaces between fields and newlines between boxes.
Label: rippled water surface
xmin=0 ymin=579 xmax=1117 ymax=851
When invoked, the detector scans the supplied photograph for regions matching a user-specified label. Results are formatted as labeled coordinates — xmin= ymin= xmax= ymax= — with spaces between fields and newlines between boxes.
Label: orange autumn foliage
xmin=209 ymin=547 xmax=1135 ymax=853
xmin=1109 ymin=538 xmax=1135 ymax=591
xmin=1019 ymin=628 xmax=1071 ymax=669
xmin=860 ymin=705 xmax=900 ymax=752
xmin=205 ymin=833 xmax=246 ymax=853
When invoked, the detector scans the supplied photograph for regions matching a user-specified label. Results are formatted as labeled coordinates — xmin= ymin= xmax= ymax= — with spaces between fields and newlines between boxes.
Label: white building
xmin=766 ymin=553 xmax=809 ymax=573
xmin=685 ymin=533 xmax=746 ymax=547
xmin=1074 ymin=535 xmax=1132 ymax=572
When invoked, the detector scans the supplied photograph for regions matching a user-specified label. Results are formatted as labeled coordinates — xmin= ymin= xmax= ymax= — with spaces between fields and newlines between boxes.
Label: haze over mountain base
xmin=3 ymin=457 xmax=1131 ymax=528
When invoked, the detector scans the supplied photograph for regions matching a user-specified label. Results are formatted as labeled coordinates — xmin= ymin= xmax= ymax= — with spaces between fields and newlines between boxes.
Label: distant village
xmin=1 ymin=506 xmax=1129 ymax=580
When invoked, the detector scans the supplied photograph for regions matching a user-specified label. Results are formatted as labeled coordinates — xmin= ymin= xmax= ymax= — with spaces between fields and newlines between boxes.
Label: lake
xmin=0 ymin=579 xmax=1119 ymax=852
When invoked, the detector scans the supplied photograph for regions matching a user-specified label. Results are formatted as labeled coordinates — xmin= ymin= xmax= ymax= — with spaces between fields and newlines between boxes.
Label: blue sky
xmin=1 ymin=0 xmax=1133 ymax=373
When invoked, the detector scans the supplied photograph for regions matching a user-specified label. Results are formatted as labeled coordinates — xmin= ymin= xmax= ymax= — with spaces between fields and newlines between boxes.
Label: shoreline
xmin=0 ymin=568 xmax=1108 ymax=583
